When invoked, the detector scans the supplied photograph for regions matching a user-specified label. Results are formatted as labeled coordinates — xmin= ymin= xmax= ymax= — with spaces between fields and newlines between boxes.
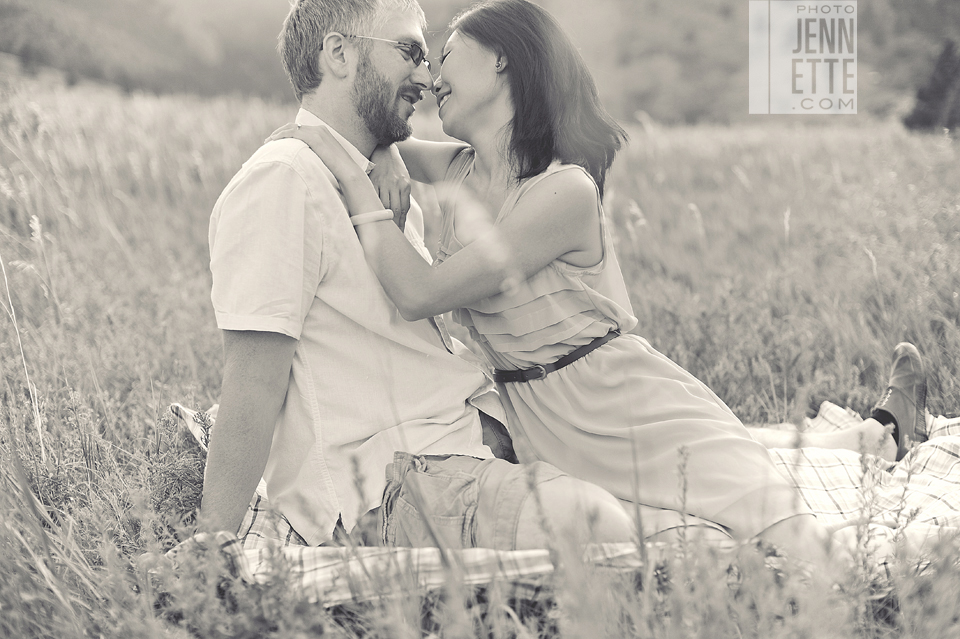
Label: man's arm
xmin=199 ymin=329 xmax=298 ymax=534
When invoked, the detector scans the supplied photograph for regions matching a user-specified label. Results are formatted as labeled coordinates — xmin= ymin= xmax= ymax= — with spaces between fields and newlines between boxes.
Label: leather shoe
xmin=871 ymin=342 xmax=926 ymax=461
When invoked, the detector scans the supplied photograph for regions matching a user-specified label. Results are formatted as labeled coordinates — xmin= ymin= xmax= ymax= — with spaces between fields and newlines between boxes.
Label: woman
xmin=282 ymin=0 xmax=909 ymax=557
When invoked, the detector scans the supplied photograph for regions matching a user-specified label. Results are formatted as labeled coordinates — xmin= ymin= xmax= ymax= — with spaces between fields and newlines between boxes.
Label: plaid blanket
xmin=166 ymin=403 xmax=651 ymax=606
xmin=163 ymin=530 xmax=648 ymax=607
xmin=767 ymin=402 xmax=960 ymax=554
xmin=166 ymin=401 xmax=960 ymax=605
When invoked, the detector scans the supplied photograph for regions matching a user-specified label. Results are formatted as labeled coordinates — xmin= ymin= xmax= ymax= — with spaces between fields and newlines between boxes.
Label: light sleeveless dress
xmin=435 ymin=149 xmax=809 ymax=539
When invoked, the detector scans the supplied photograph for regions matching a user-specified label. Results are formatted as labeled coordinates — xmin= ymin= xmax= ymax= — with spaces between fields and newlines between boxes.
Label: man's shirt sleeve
xmin=210 ymin=159 xmax=323 ymax=340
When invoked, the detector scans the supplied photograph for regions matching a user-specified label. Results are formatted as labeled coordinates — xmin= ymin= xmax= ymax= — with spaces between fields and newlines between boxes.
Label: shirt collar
xmin=295 ymin=108 xmax=376 ymax=175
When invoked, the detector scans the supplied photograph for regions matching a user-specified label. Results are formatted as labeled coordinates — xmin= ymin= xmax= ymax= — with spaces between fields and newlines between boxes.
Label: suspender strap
xmin=493 ymin=330 xmax=621 ymax=383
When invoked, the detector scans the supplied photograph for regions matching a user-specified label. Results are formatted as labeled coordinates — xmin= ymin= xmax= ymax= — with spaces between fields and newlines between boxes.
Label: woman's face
xmin=432 ymin=31 xmax=507 ymax=141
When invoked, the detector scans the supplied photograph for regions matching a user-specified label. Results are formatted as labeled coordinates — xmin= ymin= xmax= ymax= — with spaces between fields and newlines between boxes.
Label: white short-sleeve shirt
xmin=209 ymin=109 xmax=500 ymax=545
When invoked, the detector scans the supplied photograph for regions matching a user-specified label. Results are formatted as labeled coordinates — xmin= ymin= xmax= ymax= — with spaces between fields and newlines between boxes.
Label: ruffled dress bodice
xmin=431 ymin=148 xmax=809 ymax=540
xmin=435 ymin=148 xmax=637 ymax=371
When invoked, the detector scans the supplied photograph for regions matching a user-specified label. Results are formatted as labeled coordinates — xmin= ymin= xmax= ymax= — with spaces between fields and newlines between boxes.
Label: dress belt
xmin=493 ymin=330 xmax=621 ymax=383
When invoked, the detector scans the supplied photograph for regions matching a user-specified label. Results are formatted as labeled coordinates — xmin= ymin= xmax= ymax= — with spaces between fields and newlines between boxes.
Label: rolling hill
xmin=2 ymin=0 xmax=959 ymax=122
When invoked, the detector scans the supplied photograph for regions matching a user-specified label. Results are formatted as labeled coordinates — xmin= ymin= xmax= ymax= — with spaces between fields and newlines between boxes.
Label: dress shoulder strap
xmin=435 ymin=147 xmax=476 ymax=259
xmin=441 ymin=147 xmax=476 ymax=185
xmin=436 ymin=147 xmax=475 ymax=218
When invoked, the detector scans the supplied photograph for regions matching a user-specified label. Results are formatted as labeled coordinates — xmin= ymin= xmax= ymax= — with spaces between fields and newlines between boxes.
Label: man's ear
xmin=320 ymin=32 xmax=354 ymax=79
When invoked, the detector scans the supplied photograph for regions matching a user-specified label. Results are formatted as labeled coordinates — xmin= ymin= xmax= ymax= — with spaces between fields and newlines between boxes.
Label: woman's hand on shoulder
xmin=266 ymin=123 xmax=385 ymax=220
xmin=266 ymin=123 xmax=366 ymax=183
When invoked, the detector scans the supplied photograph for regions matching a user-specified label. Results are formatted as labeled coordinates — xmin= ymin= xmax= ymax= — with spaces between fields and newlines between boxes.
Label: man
xmin=200 ymin=0 xmax=632 ymax=550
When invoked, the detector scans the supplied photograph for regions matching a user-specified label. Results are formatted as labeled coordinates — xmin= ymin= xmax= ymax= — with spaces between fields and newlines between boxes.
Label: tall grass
xmin=2 ymin=71 xmax=960 ymax=637
xmin=604 ymin=121 xmax=960 ymax=425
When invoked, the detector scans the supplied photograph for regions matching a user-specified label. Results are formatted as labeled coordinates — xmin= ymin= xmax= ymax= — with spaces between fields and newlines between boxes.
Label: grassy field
xmin=1 ymin=70 xmax=960 ymax=638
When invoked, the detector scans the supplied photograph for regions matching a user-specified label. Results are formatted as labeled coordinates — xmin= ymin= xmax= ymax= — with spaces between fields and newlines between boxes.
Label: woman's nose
xmin=432 ymin=76 xmax=443 ymax=94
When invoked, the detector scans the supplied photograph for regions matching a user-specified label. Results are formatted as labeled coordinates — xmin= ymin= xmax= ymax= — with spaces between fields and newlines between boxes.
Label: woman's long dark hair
xmin=451 ymin=0 xmax=627 ymax=196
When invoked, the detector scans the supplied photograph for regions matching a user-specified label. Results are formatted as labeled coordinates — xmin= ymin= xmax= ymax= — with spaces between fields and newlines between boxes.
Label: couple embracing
xmin=201 ymin=0 xmax=920 ymax=566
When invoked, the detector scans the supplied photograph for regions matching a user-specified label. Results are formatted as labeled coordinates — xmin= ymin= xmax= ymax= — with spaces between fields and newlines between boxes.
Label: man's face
xmin=350 ymin=10 xmax=432 ymax=145
xmin=352 ymin=50 xmax=415 ymax=145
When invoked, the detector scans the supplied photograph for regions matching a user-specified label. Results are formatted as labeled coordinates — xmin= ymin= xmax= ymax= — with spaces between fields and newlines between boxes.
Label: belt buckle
xmin=527 ymin=364 xmax=547 ymax=381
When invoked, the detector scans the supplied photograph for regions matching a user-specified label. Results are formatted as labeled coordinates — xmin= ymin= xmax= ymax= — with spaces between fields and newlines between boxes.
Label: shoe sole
xmin=894 ymin=342 xmax=926 ymax=461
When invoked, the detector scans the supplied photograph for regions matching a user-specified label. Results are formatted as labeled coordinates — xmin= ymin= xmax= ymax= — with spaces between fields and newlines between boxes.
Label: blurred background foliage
xmin=1 ymin=0 xmax=959 ymax=123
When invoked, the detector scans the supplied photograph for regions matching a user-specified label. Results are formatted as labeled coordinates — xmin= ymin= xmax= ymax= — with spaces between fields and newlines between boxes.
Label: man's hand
xmin=199 ymin=330 xmax=297 ymax=535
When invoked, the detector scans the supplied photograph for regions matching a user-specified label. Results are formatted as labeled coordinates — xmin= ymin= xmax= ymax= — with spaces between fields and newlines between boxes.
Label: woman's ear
xmin=320 ymin=32 xmax=353 ymax=79
xmin=495 ymin=56 xmax=508 ymax=73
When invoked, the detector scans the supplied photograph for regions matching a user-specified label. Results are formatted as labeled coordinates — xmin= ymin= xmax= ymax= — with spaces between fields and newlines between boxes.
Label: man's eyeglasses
xmin=347 ymin=35 xmax=431 ymax=71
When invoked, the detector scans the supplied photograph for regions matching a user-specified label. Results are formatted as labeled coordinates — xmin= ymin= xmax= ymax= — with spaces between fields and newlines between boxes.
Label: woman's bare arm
xmin=286 ymin=126 xmax=601 ymax=321
xmin=345 ymin=168 xmax=602 ymax=320
xmin=393 ymin=138 xmax=468 ymax=185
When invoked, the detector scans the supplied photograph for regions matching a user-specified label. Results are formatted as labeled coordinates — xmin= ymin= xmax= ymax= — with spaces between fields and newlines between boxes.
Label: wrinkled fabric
xmin=435 ymin=151 xmax=808 ymax=539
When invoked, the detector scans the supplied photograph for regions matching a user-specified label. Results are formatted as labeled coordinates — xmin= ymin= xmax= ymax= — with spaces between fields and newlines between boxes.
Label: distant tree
xmin=903 ymin=40 xmax=960 ymax=131
xmin=17 ymin=43 xmax=42 ymax=76
xmin=612 ymin=0 xmax=747 ymax=124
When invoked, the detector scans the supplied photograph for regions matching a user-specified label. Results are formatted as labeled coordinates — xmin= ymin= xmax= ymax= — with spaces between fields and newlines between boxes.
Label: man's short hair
xmin=279 ymin=0 xmax=427 ymax=101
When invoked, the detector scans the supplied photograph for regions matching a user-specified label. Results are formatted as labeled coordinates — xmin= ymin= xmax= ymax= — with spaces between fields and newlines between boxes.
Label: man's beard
xmin=352 ymin=52 xmax=413 ymax=145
